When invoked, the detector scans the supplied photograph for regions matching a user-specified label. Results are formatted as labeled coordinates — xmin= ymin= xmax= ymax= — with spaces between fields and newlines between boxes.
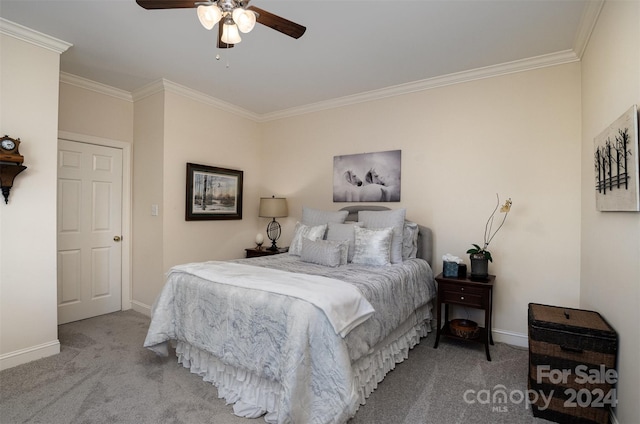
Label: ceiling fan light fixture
xmin=197 ymin=4 xmax=222 ymax=30
xmin=232 ymin=8 xmax=257 ymax=33
xmin=138 ymin=0 xmax=307 ymax=49
xmin=221 ymin=20 xmax=242 ymax=44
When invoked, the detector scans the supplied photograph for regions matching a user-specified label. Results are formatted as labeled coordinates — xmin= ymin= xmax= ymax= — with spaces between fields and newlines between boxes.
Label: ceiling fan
xmin=135 ymin=0 xmax=306 ymax=49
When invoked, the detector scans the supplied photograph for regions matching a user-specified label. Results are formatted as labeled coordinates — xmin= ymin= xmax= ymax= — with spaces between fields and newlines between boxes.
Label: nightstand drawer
xmin=441 ymin=290 xmax=484 ymax=308
xmin=440 ymin=284 xmax=485 ymax=296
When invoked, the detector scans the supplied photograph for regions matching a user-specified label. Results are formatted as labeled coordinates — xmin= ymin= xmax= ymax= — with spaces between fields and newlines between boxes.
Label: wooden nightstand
xmin=245 ymin=247 xmax=289 ymax=258
xmin=433 ymin=272 xmax=495 ymax=361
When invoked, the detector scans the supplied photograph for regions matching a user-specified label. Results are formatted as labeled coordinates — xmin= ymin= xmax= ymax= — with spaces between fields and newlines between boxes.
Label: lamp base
xmin=266 ymin=218 xmax=282 ymax=252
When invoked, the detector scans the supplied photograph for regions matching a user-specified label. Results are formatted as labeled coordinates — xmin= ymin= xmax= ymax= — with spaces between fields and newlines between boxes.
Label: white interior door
xmin=57 ymin=139 xmax=123 ymax=324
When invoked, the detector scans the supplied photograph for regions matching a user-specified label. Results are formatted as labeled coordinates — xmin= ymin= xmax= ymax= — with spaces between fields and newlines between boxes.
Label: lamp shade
xmin=259 ymin=197 xmax=288 ymax=218
xmin=221 ymin=21 xmax=242 ymax=44
xmin=233 ymin=8 xmax=257 ymax=33
xmin=197 ymin=4 xmax=222 ymax=30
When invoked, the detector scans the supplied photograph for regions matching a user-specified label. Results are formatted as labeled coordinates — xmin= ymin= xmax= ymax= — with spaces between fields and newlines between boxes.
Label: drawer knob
xmin=460 ymin=296 xmax=465 ymax=300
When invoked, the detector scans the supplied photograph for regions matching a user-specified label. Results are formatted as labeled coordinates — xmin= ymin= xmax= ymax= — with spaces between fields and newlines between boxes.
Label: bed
xmin=144 ymin=206 xmax=436 ymax=424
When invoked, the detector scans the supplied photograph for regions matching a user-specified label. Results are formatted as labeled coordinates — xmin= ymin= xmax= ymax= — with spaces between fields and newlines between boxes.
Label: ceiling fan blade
xmin=247 ymin=6 xmax=306 ymax=39
xmin=217 ymin=23 xmax=234 ymax=49
xmin=135 ymin=0 xmax=196 ymax=9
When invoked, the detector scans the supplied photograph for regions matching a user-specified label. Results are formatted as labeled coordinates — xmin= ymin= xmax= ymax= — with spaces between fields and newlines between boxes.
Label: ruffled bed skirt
xmin=352 ymin=317 xmax=431 ymax=405
xmin=176 ymin=342 xmax=282 ymax=420
xmin=175 ymin=315 xmax=433 ymax=424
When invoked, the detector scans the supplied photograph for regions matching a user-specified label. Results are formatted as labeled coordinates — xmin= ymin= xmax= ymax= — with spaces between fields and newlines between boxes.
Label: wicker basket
xmin=449 ymin=319 xmax=479 ymax=339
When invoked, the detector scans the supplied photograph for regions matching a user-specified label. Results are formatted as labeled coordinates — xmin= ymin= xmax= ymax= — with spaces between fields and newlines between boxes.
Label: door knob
xmin=114 ymin=236 xmax=121 ymax=242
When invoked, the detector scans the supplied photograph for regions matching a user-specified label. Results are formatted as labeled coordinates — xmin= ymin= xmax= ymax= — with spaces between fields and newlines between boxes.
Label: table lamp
xmin=259 ymin=196 xmax=288 ymax=251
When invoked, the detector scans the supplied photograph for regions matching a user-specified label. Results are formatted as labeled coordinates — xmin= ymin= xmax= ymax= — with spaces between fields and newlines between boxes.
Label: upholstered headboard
xmin=338 ymin=206 xmax=433 ymax=266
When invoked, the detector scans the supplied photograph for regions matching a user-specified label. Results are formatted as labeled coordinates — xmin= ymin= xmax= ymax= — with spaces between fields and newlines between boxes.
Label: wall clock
xmin=0 ymin=135 xmax=27 ymax=204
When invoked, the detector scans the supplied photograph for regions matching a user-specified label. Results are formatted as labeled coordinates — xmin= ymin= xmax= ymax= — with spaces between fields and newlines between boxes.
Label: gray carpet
xmin=0 ymin=310 xmax=553 ymax=424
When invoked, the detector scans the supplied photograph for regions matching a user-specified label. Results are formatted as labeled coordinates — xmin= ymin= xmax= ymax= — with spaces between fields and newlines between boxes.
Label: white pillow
xmin=326 ymin=222 xmax=364 ymax=262
xmin=358 ymin=209 xmax=406 ymax=264
xmin=351 ymin=226 xmax=393 ymax=266
xmin=300 ymin=238 xmax=348 ymax=267
xmin=302 ymin=207 xmax=349 ymax=227
xmin=289 ymin=222 xmax=327 ymax=256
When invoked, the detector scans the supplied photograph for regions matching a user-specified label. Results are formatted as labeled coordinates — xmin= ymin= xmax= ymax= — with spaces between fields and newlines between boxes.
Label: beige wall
xmin=132 ymin=90 xmax=166 ymax=310
xmin=580 ymin=1 xmax=640 ymax=422
xmin=130 ymin=86 xmax=263 ymax=310
xmin=58 ymin=81 xmax=134 ymax=143
xmin=0 ymin=33 xmax=64 ymax=369
xmin=162 ymin=91 xmax=263 ymax=268
xmin=261 ymin=63 xmax=583 ymax=344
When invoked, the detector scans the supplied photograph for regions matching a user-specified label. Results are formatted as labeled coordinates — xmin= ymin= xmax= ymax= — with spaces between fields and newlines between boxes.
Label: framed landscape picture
xmin=186 ymin=163 xmax=243 ymax=220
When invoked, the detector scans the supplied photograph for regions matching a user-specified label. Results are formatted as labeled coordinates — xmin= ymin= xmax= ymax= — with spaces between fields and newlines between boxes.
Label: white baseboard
xmin=492 ymin=328 xmax=528 ymax=348
xmin=131 ymin=300 xmax=152 ymax=317
xmin=0 ymin=340 xmax=60 ymax=371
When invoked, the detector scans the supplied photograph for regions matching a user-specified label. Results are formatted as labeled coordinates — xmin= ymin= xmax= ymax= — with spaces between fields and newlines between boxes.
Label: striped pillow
xmin=301 ymin=238 xmax=349 ymax=267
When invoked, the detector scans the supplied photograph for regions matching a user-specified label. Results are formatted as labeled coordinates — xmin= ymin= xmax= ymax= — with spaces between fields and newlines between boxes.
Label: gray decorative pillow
xmin=351 ymin=226 xmax=393 ymax=266
xmin=302 ymin=207 xmax=349 ymax=227
xmin=403 ymin=220 xmax=419 ymax=260
xmin=358 ymin=209 xmax=406 ymax=264
xmin=289 ymin=222 xmax=327 ymax=256
xmin=326 ymin=221 xmax=364 ymax=262
xmin=300 ymin=238 xmax=348 ymax=267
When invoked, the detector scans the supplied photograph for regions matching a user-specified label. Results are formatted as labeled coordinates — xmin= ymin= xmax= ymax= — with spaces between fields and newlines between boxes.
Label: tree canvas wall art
xmin=594 ymin=105 xmax=639 ymax=211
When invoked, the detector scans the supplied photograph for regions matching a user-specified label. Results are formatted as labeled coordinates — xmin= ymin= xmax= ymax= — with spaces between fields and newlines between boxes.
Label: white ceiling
xmin=1 ymin=0 xmax=599 ymax=118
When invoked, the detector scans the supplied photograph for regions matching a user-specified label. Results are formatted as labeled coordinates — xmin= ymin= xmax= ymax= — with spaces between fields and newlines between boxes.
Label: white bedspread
xmin=170 ymin=261 xmax=374 ymax=337
xmin=144 ymin=256 xmax=435 ymax=424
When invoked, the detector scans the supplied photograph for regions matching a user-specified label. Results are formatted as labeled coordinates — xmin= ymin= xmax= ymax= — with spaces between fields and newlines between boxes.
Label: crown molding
xmin=0 ymin=18 xmax=71 ymax=54
xmin=59 ymin=48 xmax=584 ymax=123
xmin=130 ymin=79 xmax=164 ymax=102
xmin=572 ymin=0 xmax=604 ymax=59
xmin=65 ymin=47 xmax=581 ymax=123
xmin=132 ymin=79 xmax=261 ymax=121
xmin=60 ymin=72 xmax=133 ymax=102
xmin=261 ymin=49 xmax=580 ymax=122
